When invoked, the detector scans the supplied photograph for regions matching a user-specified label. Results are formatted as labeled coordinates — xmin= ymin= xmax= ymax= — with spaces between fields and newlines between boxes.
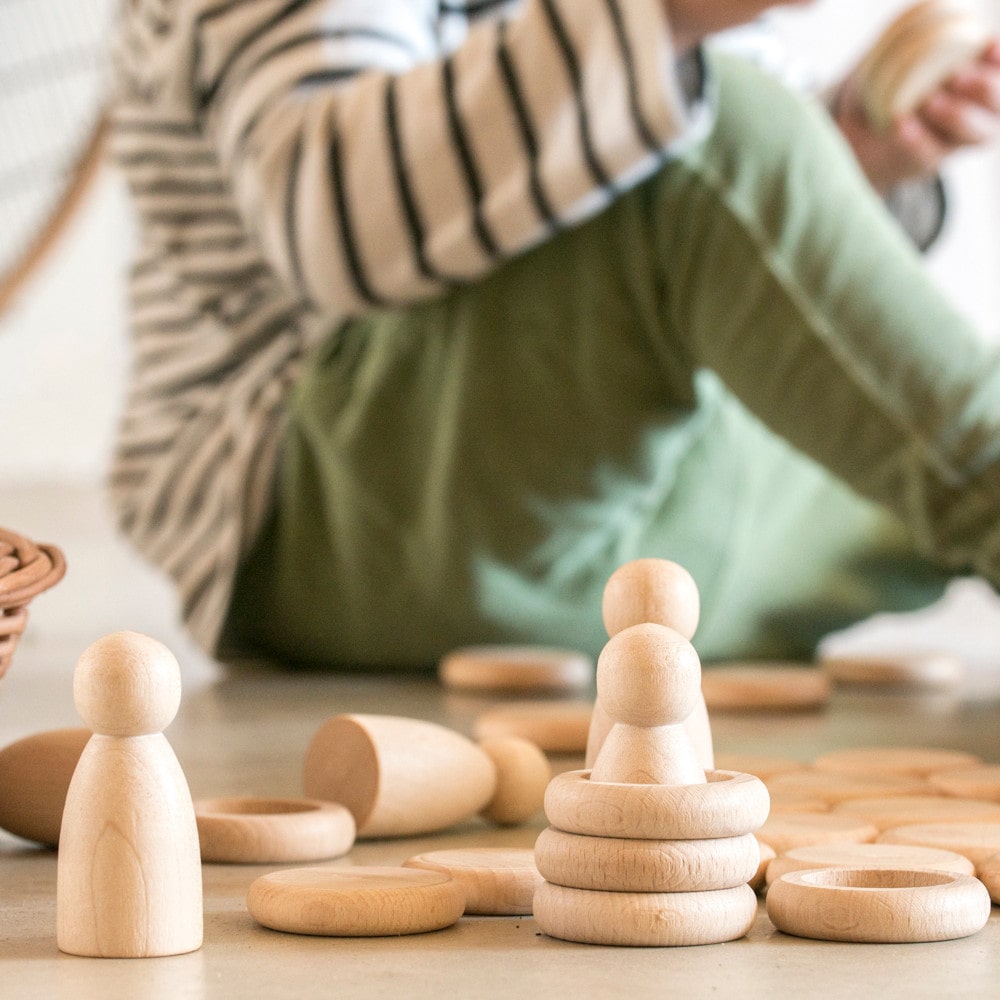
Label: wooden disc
xmin=701 ymin=664 xmax=829 ymax=712
xmin=820 ymin=652 xmax=964 ymax=689
xmin=755 ymin=813 xmax=878 ymax=855
xmin=750 ymin=842 xmax=776 ymax=893
xmin=832 ymin=795 xmax=1000 ymax=832
xmin=477 ymin=736 xmax=550 ymax=826
xmin=877 ymin=822 xmax=1000 ymax=865
xmin=765 ymin=770 xmax=930 ymax=806
xmin=402 ymin=848 xmax=542 ymax=915
xmin=438 ymin=646 xmax=592 ymax=693
xmin=543 ymin=769 xmax=770 ymax=840
xmin=194 ymin=797 xmax=356 ymax=864
xmin=813 ymin=746 xmax=980 ymax=777
xmin=534 ymin=826 xmax=760 ymax=893
xmin=975 ymin=852 xmax=1000 ymax=904
xmin=534 ymin=881 xmax=758 ymax=946
xmin=247 ymin=867 xmax=466 ymax=937
xmin=765 ymin=842 xmax=975 ymax=888
xmin=929 ymin=765 xmax=1000 ymax=802
xmin=474 ymin=701 xmax=592 ymax=753
xmin=713 ymin=753 xmax=809 ymax=782
xmin=766 ymin=868 xmax=990 ymax=943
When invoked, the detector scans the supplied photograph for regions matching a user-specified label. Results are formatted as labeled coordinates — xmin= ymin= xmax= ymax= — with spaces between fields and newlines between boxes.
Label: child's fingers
xmin=918 ymin=89 xmax=1000 ymax=149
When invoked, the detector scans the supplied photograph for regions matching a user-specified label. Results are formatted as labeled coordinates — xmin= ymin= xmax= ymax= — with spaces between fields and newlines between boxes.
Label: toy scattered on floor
xmin=473 ymin=700 xmax=593 ymax=754
xmin=819 ymin=651 xmax=965 ymax=690
xmin=303 ymin=714 xmax=548 ymax=838
xmin=533 ymin=621 xmax=766 ymax=946
xmin=855 ymin=0 xmax=993 ymax=131
xmin=438 ymin=645 xmax=592 ymax=693
xmin=0 ymin=525 xmax=66 ymax=679
xmin=700 ymin=664 xmax=830 ymax=712
xmin=56 ymin=631 xmax=202 ymax=958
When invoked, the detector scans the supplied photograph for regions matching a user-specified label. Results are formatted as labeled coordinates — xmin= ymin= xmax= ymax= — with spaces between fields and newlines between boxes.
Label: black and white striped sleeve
xmin=193 ymin=0 xmax=706 ymax=316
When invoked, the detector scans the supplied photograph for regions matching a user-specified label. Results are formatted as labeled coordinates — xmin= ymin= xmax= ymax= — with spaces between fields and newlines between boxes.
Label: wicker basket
xmin=0 ymin=526 xmax=66 ymax=678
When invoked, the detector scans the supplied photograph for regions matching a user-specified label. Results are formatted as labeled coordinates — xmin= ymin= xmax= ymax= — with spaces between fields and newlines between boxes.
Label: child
xmin=110 ymin=0 xmax=1000 ymax=669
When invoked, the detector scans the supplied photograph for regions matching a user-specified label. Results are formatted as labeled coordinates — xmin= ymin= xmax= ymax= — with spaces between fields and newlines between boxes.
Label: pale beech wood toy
xmin=765 ymin=770 xmax=930 ymax=806
xmin=403 ymin=847 xmax=542 ymax=915
xmin=765 ymin=842 xmax=975 ymax=889
xmin=750 ymin=842 xmax=776 ymax=894
xmin=0 ymin=727 xmax=90 ymax=845
xmin=0 ymin=525 xmax=66 ymax=679
xmin=193 ymin=796 xmax=355 ymax=864
xmin=713 ymin=753 xmax=809 ymax=782
xmin=587 ymin=558 xmax=712 ymax=771
xmin=534 ymin=827 xmax=760 ymax=893
xmin=754 ymin=813 xmax=879 ymax=855
xmin=855 ymin=0 xmax=992 ymax=131
xmin=56 ymin=631 xmax=203 ymax=958
xmin=474 ymin=701 xmax=592 ymax=754
xmin=438 ymin=645 xmax=592 ymax=693
xmin=877 ymin=821 xmax=1000 ymax=865
xmin=544 ymin=768 xmax=770 ymax=840
xmin=820 ymin=651 xmax=965 ymax=690
xmin=813 ymin=746 xmax=981 ymax=778
xmin=247 ymin=867 xmax=466 ymax=936
xmin=533 ymin=882 xmax=758 ymax=947
xmin=929 ymin=764 xmax=1000 ymax=802
xmin=766 ymin=868 xmax=990 ymax=943
xmin=700 ymin=664 xmax=830 ymax=712
xmin=975 ymin=852 xmax=1000 ymax=904
xmin=477 ymin=736 xmax=550 ymax=826
xmin=765 ymin=792 xmax=830 ymax=816
xmin=832 ymin=795 xmax=1000 ymax=832
xmin=589 ymin=623 xmax=706 ymax=786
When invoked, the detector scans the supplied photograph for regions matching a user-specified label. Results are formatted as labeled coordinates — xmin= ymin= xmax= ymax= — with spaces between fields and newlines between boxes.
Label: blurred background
xmin=1 ymin=0 xmax=999 ymax=680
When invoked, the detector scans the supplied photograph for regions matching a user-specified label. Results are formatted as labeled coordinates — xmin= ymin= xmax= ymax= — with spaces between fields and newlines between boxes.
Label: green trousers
xmin=225 ymin=53 xmax=997 ymax=670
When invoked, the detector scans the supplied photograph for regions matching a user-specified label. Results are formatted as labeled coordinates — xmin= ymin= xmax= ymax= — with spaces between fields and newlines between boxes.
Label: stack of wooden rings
xmin=0 ymin=526 xmax=66 ymax=678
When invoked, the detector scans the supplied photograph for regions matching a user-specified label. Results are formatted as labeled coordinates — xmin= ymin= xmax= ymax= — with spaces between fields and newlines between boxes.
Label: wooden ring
xmin=247 ymin=867 xmax=466 ymax=937
xmin=543 ymin=770 xmax=770 ymax=840
xmin=533 ymin=882 xmax=758 ymax=946
xmin=534 ymin=827 xmax=760 ymax=892
xmin=766 ymin=868 xmax=991 ymax=943
xmin=194 ymin=797 xmax=355 ymax=863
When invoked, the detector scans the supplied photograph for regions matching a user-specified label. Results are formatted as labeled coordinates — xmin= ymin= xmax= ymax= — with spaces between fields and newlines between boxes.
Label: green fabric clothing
xmin=224 ymin=53 xmax=999 ymax=670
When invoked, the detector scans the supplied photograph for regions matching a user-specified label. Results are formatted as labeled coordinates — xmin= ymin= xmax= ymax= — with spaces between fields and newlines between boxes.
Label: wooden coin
xmin=975 ymin=852 xmax=1000 ymax=904
xmin=765 ymin=842 xmax=975 ymax=888
xmin=813 ymin=746 xmax=980 ymax=777
xmin=543 ymin=769 xmax=770 ymax=840
xmin=701 ymin=664 xmax=829 ymax=712
xmin=820 ymin=652 xmax=964 ymax=690
xmin=929 ymin=765 xmax=1000 ymax=802
xmin=247 ymin=867 xmax=466 ymax=937
xmin=194 ymin=797 xmax=356 ymax=864
xmin=765 ymin=770 xmax=930 ymax=806
xmin=877 ymin=822 xmax=1000 ymax=866
xmin=0 ymin=727 xmax=90 ymax=845
xmin=832 ymin=795 xmax=1000 ymax=832
xmin=402 ymin=848 xmax=542 ymax=915
xmin=438 ymin=646 xmax=592 ymax=693
xmin=713 ymin=753 xmax=809 ymax=782
xmin=534 ymin=881 xmax=758 ymax=947
xmin=534 ymin=826 xmax=760 ymax=893
xmin=755 ymin=813 xmax=879 ymax=855
xmin=474 ymin=701 xmax=592 ymax=754
xmin=766 ymin=868 xmax=990 ymax=943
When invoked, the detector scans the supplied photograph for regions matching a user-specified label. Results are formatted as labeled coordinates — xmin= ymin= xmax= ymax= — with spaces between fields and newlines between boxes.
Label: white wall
xmin=1 ymin=0 xmax=998 ymax=483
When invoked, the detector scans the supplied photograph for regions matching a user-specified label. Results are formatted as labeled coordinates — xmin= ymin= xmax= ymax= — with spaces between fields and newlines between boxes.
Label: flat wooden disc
xmin=755 ymin=813 xmax=879 ymax=855
xmin=701 ymin=664 xmax=829 ymax=712
xmin=247 ymin=867 xmax=466 ymax=937
xmin=766 ymin=868 xmax=990 ymax=943
xmin=403 ymin=848 xmax=542 ymax=915
xmin=813 ymin=746 xmax=980 ymax=777
xmin=820 ymin=652 xmax=964 ymax=689
xmin=832 ymin=795 xmax=1000 ymax=832
xmin=194 ymin=797 xmax=356 ymax=864
xmin=877 ymin=822 xmax=1000 ymax=865
xmin=766 ymin=770 xmax=930 ymax=806
xmin=534 ymin=881 xmax=758 ymax=947
xmin=929 ymin=764 xmax=1000 ymax=802
xmin=975 ymin=852 xmax=1000 ymax=904
xmin=474 ymin=701 xmax=592 ymax=753
xmin=713 ymin=753 xmax=809 ymax=781
xmin=765 ymin=842 xmax=975 ymax=888
xmin=751 ymin=842 xmax=776 ymax=893
xmin=438 ymin=646 xmax=592 ymax=693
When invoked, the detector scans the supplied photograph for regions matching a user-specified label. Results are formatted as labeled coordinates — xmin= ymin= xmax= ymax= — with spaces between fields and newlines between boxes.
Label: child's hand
xmin=833 ymin=40 xmax=1000 ymax=195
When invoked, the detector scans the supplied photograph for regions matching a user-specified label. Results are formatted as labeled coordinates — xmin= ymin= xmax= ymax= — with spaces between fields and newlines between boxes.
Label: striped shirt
xmin=109 ymin=0 xmax=711 ymax=653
